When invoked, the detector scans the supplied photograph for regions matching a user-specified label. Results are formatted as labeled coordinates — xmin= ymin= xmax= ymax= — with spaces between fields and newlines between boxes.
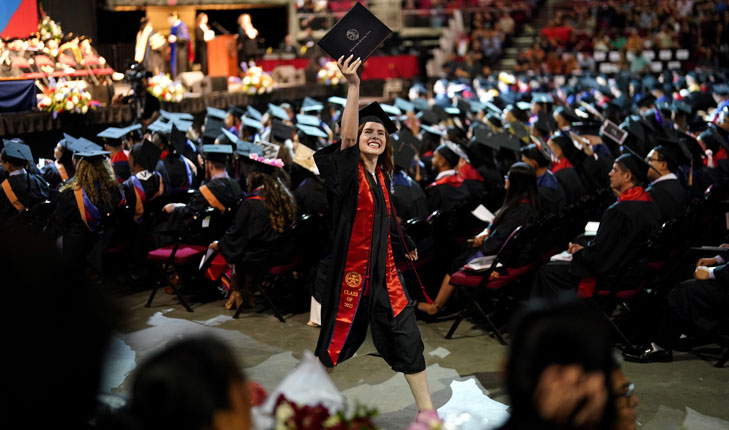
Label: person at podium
xmin=194 ymin=12 xmax=215 ymax=75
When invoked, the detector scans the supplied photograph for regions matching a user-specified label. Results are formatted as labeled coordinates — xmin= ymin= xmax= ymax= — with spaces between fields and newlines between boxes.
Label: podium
xmin=207 ymin=35 xmax=238 ymax=77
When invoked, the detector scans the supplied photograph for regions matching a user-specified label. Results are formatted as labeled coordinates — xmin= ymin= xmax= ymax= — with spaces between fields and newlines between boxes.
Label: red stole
xmin=550 ymin=157 xmax=573 ymax=173
xmin=458 ymin=163 xmax=484 ymax=181
xmin=429 ymin=172 xmax=464 ymax=188
xmin=327 ymin=163 xmax=409 ymax=366
xmin=617 ymin=186 xmax=652 ymax=202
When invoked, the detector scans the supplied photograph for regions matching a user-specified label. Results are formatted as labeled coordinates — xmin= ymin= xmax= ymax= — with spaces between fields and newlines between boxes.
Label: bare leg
xmin=404 ymin=371 xmax=434 ymax=411
xmin=417 ymin=274 xmax=455 ymax=315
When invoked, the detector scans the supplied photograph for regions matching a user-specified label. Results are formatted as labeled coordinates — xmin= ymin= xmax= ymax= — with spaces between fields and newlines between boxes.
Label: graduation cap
xmin=206 ymin=106 xmax=227 ymax=121
xmin=616 ymin=147 xmax=651 ymax=184
xmin=417 ymin=109 xmax=440 ymax=126
xmin=380 ymin=103 xmax=402 ymax=117
xmin=160 ymin=110 xmax=193 ymax=121
xmin=394 ymin=97 xmax=415 ymax=113
xmin=203 ymin=108 xmax=226 ymax=140
xmin=492 ymin=132 xmax=522 ymax=152
xmin=327 ymin=96 xmax=347 ymax=107
xmin=484 ymin=112 xmax=503 ymax=129
xmin=483 ymin=101 xmax=503 ymax=115
xmin=97 ymin=124 xmax=142 ymax=146
xmin=671 ymin=100 xmax=692 ymax=116
xmin=532 ymin=112 xmax=554 ymax=137
xmin=636 ymin=93 xmax=656 ymax=108
xmin=242 ymin=116 xmax=263 ymax=131
xmin=505 ymin=103 xmax=530 ymax=122
xmin=359 ymin=101 xmax=397 ymax=134
xmin=72 ymin=138 xmax=110 ymax=159
xmin=472 ymin=126 xmax=500 ymax=151
xmin=677 ymin=131 xmax=706 ymax=166
xmin=712 ymin=84 xmax=729 ymax=96
xmin=392 ymin=134 xmax=417 ymax=170
xmin=444 ymin=106 xmax=461 ymax=116
xmin=469 ymin=100 xmax=487 ymax=113
xmin=59 ymin=133 xmax=76 ymax=151
xmin=297 ymin=124 xmax=328 ymax=139
xmin=398 ymin=127 xmax=423 ymax=153
xmin=268 ymin=103 xmax=289 ymax=121
xmin=431 ymin=105 xmax=448 ymax=122
xmin=296 ymin=114 xmax=322 ymax=127
xmin=201 ymin=144 xmax=233 ymax=163
xmin=434 ymin=143 xmax=460 ymax=168
xmin=301 ymin=97 xmax=324 ymax=113
xmin=221 ymin=128 xmax=264 ymax=157
xmin=620 ymin=116 xmax=647 ymax=144
xmin=293 ymin=143 xmax=318 ymax=175
xmin=411 ymin=98 xmax=429 ymax=112
xmin=148 ymin=118 xmax=173 ymax=135
xmin=698 ymin=126 xmax=729 ymax=152
xmin=656 ymin=100 xmax=673 ymax=112
xmin=228 ymin=105 xmax=245 ymax=118
xmin=169 ymin=124 xmax=187 ymax=155
xmin=317 ymin=2 xmax=392 ymax=62
xmin=247 ymin=105 xmax=263 ymax=121
xmin=130 ymin=139 xmax=162 ymax=173
xmin=521 ymin=141 xmax=553 ymax=167
xmin=532 ymin=92 xmax=554 ymax=104
xmin=420 ymin=124 xmax=446 ymax=137
xmin=271 ymin=119 xmax=296 ymax=142
xmin=445 ymin=140 xmax=469 ymax=163
xmin=1 ymin=140 xmax=33 ymax=165
xmin=554 ymin=106 xmax=580 ymax=124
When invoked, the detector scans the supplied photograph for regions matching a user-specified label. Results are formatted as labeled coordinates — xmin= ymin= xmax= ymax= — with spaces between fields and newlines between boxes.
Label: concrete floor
xmin=103 ymin=290 xmax=729 ymax=429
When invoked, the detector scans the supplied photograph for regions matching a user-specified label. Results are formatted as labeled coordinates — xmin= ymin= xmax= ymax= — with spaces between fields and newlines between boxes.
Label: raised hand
xmin=337 ymin=54 xmax=362 ymax=86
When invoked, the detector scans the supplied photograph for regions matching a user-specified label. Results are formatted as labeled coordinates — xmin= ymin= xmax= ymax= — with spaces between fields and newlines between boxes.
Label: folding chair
xmin=446 ymin=224 xmax=541 ymax=343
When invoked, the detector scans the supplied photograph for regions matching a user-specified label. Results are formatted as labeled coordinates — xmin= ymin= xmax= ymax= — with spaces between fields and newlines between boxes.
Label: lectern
xmin=207 ymin=34 xmax=238 ymax=77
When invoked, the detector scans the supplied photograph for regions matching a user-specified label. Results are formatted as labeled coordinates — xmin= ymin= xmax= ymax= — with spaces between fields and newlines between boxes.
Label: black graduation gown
xmin=194 ymin=26 xmax=208 ymax=74
xmin=646 ymin=177 xmax=690 ymax=221
xmin=40 ymin=163 xmax=68 ymax=190
xmin=293 ymin=176 xmax=329 ymax=218
xmin=156 ymin=155 xmax=197 ymax=200
xmin=391 ymin=169 xmax=429 ymax=222
xmin=424 ymin=173 xmax=468 ymax=214
xmin=153 ymin=175 xmax=242 ymax=247
xmin=0 ymin=172 xmax=48 ymax=225
xmin=122 ymin=171 xmax=165 ymax=221
xmin=218 ymin=194 xmax=293 ymax=270
xmin=537 ymin=171 xmax=566 ymax=215
xmin=554 ymin=167 xmax=586 ymax=204
xmin=313 ymin=142 xmax=423 ymax=372
xmin=122 ymin=171 xmax=165 ymax=263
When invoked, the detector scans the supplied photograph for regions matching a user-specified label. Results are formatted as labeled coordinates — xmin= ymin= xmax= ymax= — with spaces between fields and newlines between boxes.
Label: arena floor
xmin=104 ymin=290 xmax=729 ymax=429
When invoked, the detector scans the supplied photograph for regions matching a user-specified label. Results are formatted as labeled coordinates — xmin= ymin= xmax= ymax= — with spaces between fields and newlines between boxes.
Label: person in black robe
xmin=211 ymin=158 xmax=297 ymax=310
xmin=424 ymin=143 xmax=468 ymax=214
xmin=0 ymin=141 xmax=48 ymax=225
xmin=547 ymin=133 xmax=588 ymax=203
xmin=531 ymin=153 xmax=662 ymax=298
xmin=153 ymin=130 xmax=198 ymax=202
xmin=194 ymin=13 xmax=212 ymax=75
xmin=624 ymin=250 xmax=729 ymax=363
xmin=40 ymin=135 xmax=75 ymax=192
xmin=313 ymin=56 xmax=435 ymax=417
xmin=154 ymin=145 xmax=241 ymax=247
xmin=521 ymin=143 xmax=566 ymax=214
xmin=418 ymin=162 xmax=540 ymax=315
xmin=645 ymin=142 xmax=691 ymax=221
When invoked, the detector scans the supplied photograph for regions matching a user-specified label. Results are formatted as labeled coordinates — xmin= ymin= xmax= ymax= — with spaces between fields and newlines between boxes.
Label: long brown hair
xmin=357 ymin=122 xmax=394 ymax=175
xmin=61 ymin=157 xmax=120 ymax=208
xmin=248 ymin=172 xmax=297 ymax=233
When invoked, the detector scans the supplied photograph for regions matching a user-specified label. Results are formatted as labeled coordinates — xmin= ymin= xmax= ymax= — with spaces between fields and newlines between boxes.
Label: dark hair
xmin=521 ymin=143 xmax=551 ymax=168
xmin=504 ymin=298 xmax=616 ymax=429
xmin=58 ymin=143 xmax=76 ymax=178
xmin=551 ymin=131 xmax=585 ymax=166
xmin=357 ymin=122 xmax=394 ymax=174
xmin=248 ymin=171 xmax=297 ymax=233
xmin=128 ymin=337 xmax=245 ymax=430
xmin=493 ymin=162 xmax=539 ymax=225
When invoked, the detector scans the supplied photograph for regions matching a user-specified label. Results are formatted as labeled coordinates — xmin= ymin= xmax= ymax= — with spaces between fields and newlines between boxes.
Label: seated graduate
xmin=645 ymin=139 xmax=691 ymax=221
xmin=531 ymin=152 xmax=662 ymax=298
xmin=0 ymin=140 xmax=49 ymax=225
xmin=153 ymin=125 xmax=198 ymax=199
xmin=418 ymin=162 xmax=540 ymax=315
xmin=425 ymin=142 xmax=467 ymax=213
xmin=123 ymin=139 xmax=165 ymax=225
xmin=225 ymin=105 xmax=244 ymax=136
xmin=40 ymin=134 xmax=76 ymax=190
xmin=391 ymin=133 xmax=429 ymax=222
xmin=547 ymin=132 xmax=588 ymax=203
xmin=624 ymin=249 xmax=729 ymax=363
xmin=46 ymin=140 xmax=126 ymax=269
xmin=521 ymin=141 xmax=566 ymax=214
xmin=97 ymin=124 xmax=140 ymax=184
xmin=210 ymin=154 xmax=297 ymax=310
xmin=155 ymin=144 xmax=241 ymax=246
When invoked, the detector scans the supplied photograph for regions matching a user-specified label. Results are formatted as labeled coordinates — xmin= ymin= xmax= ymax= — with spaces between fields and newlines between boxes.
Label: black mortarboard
xmin=554 ymin=106 xmax=579 ymax=124
xmin=656 ymin=100 xmax=672 ymax=112
xmin=616 ymin=150 xmax=650 ymax=184
xmin=521 ymin=142 xmax=552 ymax=167
xmin=398 ymin=127 xmax=423 ymax=153
xmin=417 ymin=109 xmax=440 ymax=126
xmin=653 ymin=137 xmax=689 ymax=170
xmin=671 ymin=100 xmax=692 ymax=116
xmin=434 ymin=144 xmax=460 ymax=168
xmin=247 ymin=105 xmax=263 ymax=121
xmin=359 ymin=102 xmax=397 ymax=134
xmin=317 ymin=2 xmax=392 ymax=62
xmin=203 ymin=109 xmax=226 ymax=139
xmin=131 ymin=139 xmax=162 ymax=172
xmin=532 ymin=112 xmax=554 ymax=137
xmin=472 ymin=127 xmax=500 ymax=151
xmin=505 ymin=103 xmax=529 ymax=122
xmin=698 ymin=126 xmax=729 ymax=152
xmin=636 ymin=93 xmax=656 ymax=108
xmin=432 ymin=105 xmax=448 ymax=122
xmin=201 ymin=144 xmax=233 ymax=163
xmin=484 ymin=112 xmax=503 ymax=129
xmin=677 ymin=131 xmax=706 ymax=166
xmin=395 ymin=97 xmax=415 ymax=113
xmin=393 ymin=135 xmax=417 ymax=170
xmin=228 ymin=105 xmax=244 ymax=118
xmin=621 ymin=116 xmax=647 ymax=143
xmin=170 ymin=124 xmax=187 ymax=155
xmin=492 ymin=131 xmax=522 ymax=152
xmin=271 ymin=119 xmax=295 ymax=142
xmin=1 ymin=140 xmax=33 ymax=165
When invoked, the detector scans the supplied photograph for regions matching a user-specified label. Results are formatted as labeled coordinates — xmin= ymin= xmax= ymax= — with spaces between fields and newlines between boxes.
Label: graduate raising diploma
xmin=312 ymin=54 xmax=437 ymax=421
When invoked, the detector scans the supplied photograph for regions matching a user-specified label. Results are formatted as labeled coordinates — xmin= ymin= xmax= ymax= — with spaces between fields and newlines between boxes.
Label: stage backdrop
xmin=0 ymin=0 xmax=38 ymax=39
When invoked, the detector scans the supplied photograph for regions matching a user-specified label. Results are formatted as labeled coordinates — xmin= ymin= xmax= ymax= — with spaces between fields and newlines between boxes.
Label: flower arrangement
xmin=38 ymin=15 xmax=63 ymax=42
xmin=240 ymin=66 xmax=276 ymax=95
xmin=249 ymin=153 xmax=285 ymax=168
xmin=317 ymin=61 xmax=344 ymax=86
xmin=147 ymin=74 xmax=185 ymax=102
xmin=36 ymin=78 xmax=99 ymax=115
xmin=274 ymin=394 xmax=378 ymax=430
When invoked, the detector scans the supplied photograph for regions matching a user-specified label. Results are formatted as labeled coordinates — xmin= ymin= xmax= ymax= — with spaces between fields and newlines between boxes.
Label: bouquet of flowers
xmin=36 ymin=78 xmax=99 ymax=115
xmin=317 ymin=61 xmax=344 ymax=86
xmin=274 ymin=394 xmax=378 ymax=430
xmin=147 ymin=74 xmax=185 ymax=102
xmin=38 ymin=15 xmax=63 ymax=42
xmin=240 ymin=66 xmax=276 ymax=95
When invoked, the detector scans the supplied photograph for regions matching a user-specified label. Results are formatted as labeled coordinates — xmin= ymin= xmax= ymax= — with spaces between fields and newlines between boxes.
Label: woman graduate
xmin=313 ymin=55 xmax=436 ymax=419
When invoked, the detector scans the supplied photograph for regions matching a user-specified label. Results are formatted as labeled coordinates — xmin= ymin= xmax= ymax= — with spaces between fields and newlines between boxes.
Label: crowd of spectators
xmin=516 ymin=0 xmax=729 ymax=74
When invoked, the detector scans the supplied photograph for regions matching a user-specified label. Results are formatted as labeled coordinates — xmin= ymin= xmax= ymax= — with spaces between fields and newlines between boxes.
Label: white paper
xmin=198 ymin=247 xmax=215 ymax=270
xmin=584 ymin=221 xmax=600 ymax=235
xmin=550 ymin=250 xmax=573 ymax=262
xmin=471 ymin=204 xmax=495 ymax=223
xmin=437 ymin=379 xmax=509 ymax=430
xmin=464 ymin=255 xmax=497 ymax=271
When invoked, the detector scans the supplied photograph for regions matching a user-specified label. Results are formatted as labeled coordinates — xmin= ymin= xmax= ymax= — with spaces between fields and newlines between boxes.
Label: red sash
xmin=550 ymin=157 xmax=573 ymax=173
xmin=458 ymin=163 xmax=484 ymax=181
xmin=327 ymin=164 xmax=409 ymax=366
xmin=55 ymin=161 xmax=69 ymax=181
xmin=617 ymin=186 xmax=652 ymax=202
xmin=428 ymin=173 xmax=464 ymax=188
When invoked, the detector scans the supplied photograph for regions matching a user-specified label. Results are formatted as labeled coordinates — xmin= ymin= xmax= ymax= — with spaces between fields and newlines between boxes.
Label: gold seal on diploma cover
xmin=344 ymin=271 xmax=363 ymax=289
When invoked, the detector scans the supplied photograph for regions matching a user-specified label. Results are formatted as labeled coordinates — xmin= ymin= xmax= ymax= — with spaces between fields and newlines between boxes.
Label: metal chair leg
xmin=715 ymin=348 xmax=729 ymax=368
xmin=445 ymin=310 xmax=465 ymax=339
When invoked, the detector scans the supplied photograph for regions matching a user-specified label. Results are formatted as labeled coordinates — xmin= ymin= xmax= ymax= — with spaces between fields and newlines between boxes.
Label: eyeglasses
xmin=615 ymin=382 xmax=635 ymax=398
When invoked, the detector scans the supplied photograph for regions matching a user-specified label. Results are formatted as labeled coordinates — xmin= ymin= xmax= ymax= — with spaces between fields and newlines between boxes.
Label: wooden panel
xmin=207 ymin=34 xmax=238 ymax=77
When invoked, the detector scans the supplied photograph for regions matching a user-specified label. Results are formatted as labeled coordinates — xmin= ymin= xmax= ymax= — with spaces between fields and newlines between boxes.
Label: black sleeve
xmin=425 ymin=185 xmax=442 ymax=213
xmin=571 ymin=206 xmax=632 ymax=277
xmin=390 ymin=213 xmax=417 ymax=259
xmin=481 ymin=205 xmax=530 ymax=255
xmin=314 ymin=141 xmax=360 ymax=199
xmin=218 ymin=201 xmax=252 ymax=263
xmin=167 ymin=190 xmax=207 ymax=232
xmin=45 ymin=189 xmax=76 ymax=238
xmin=713 ymin=263 xmax=729 ymax=284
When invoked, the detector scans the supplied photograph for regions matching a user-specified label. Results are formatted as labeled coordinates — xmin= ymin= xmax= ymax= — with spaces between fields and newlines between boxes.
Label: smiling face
xmin=358 ymin=121 xmax=388 ymax=157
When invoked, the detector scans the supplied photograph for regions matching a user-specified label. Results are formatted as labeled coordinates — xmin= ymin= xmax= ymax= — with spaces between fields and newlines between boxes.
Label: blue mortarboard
xmin=60 ymin=133 xmax=76 ymax=150
xmin=206 ymin=107 xmax=227 ymax=121
xmin=97 ymin=124 xmax=142 ymax=143
xmin=380 ymin=103 xmax=402 ymax=116
xmin=2 ymin=141 xmax=33 ymax=164
xmin=444 ymin=106 xmax=460 ymax=116
xmin=327 ymin=96 xmax=347 ymax=107
xmin=420 ymin=124 xmax=446 ymax=137
xmin=247 ymin=105 xmax=263 ymax=121
xmin=268 ymin=103 xmax=289 ymax=121
xmin=532 ymin=92 xmax=554 ymax=104
xmin=159 ymin=111 xmax=193 ymax=132
xmin=242 ymin=116 xmax=263 ymax=130
xmin=72 ymin=138 xmax=109 ymax=159
xmin=712 ymin=84 xmax=729 ymax=96
xmin=296 ymin=124 xmax=328 ymax=139
xmin=148 ymin=118 xmax=172 ymax=135
xmin=296 ymin=114 xmax=321 ymax=127
xmin=301 ymin=97 xmax=324 ymax=112
xmin=394 ymin=97 xmax=415 ymax=113
xmin=160 ymin=110 xmax=193 ymax=121
xmin=220 ymin=128 xmax=263 ymax=157
xmin=201 ymin=143 xmax=233 ymax=163
xmin=412 ymin=98 xmax=429 ymax=112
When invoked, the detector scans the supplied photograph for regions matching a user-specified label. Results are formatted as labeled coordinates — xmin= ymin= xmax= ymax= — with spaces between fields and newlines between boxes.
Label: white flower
xmin=54 ymin=92 xmax=64 ymax=101
xmin=252 ymin=76 xmax=260 ymax=86
xmin=82 ymin=105 xmax=88 ymax=114
xmin=152 ymin=86 xmax=162 ymax=96
xmin=243 ymin=76 xmax=251 ymax=85
xmin=175 ymin=94 xmax=183 ymax=102
xmin=248 ymin=87 xmax=256 ymax=95
xmin=164 ymin=92 xmax=172 ymax=101
xmin=72 ymin=95 xmax=79 ymax=103
xmin=65 ymin=101 xmax=74 ymax=110
xmin=275 ymin=403 xmax=295 ymax=422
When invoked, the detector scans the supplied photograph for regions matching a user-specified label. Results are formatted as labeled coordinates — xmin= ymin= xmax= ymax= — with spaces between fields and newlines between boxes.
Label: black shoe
xmin=623 ymin=346 xmax=673 ymax=363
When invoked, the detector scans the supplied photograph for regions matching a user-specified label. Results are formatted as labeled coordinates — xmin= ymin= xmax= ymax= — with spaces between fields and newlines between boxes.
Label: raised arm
xmin=338 ymin=54 xmax=362 ymax=150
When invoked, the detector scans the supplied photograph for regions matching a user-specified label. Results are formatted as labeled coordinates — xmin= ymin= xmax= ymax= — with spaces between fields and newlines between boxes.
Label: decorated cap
xmin=293 ymin=142 xmax=318 ymax=175
xmin=247 ymin=152 xmax=284 ymax=173
xmin=130 ymin=139 xmax=162 ymax=172
xmin=359 ymin=102 xmax=397 ymax=134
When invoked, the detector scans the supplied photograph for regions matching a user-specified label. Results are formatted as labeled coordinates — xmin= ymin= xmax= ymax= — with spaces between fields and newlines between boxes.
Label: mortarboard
xmin=221 ymin=129 xmax=263 ymax=157
xmin=471 ymin=127 xmax=500 ymax=151
xmin=359 ymin=102 xmax=397 ymax=134
xmin=420 ymin=124 xmax=446 ymax=137
xmin=434 ymin=143 xmax=460 ymax=168
xmin=483 ymin=101 xmax=503 ymax=115
xmin=521 ymin=142 xmax=552 ymax=167
xmin=160 ymin=110 xmax=193 ymax=121
xmin=532 ymin=112 xmax=554 ymax=137
xmin=242 ymin=116 xmax=263 ymax=130
xmin=296 ymin=114 xmax=322 ymax=127
xmin=206 ymin=106 xmax=227 ymax=121
xmin=1 ymin=140 xmax=33 ymax=165
xmin=159 ymin=111 xmax=193 ymax=131
xmin=97 ymin=124 xmax=142 ymax=145
xmin=271 ymin=119 xmax=295 ymax=142
xmin=417 ymin=109 xmax=440 ymax=126
xmin=492 ymin=131 xmax=522 ymax=152
xmin=59 ymin=133 xmax=76 ymax=150
xmin=317 ymin=2 xmax=392 ymax=62
xmin=617 ymin=147 xmax=651 ymax=183
xmin=327 ymin=96 xmax=347 ymax=107
xmin=484 ymin=112 xmax=503 ymax=129
xmin=380 ymin=103 xmax=401 ymax=117
xmin=201 ymin=144 xmax=233 ymax=163
xmin=301 ymin=97 xmax=324 ymax=113
xmin=247 ymin=105 xmax=263 ymax=121
xmin=620 ymin=116 xmax=647 ymax=144
xmin=395 ymin=97 xmax=415 ymax=113
xmin=203 ymin=109 xmax=226 ymax=139
xmin=411 ymin=98 xmax=429 ymax=112
xmin=671 ymin=100 xmax=692 ymax=116
xmin=431 ymin=105 xmax=448 ymax=122
xmin=148 ymin=118 xmax=172 ymax=135
xmin=393 ymin=134 xmax=417 ymax=170
xmin=268 ymin=103 xmax=290 ymax=121
xmin=228 ymin=105 xmax=245 ymax=118
xmin=712 ymin=84 xmax=729 ymax=96
xmin=636 ymin=93 xmax=656 ymax=108
xmin=554 ymin=106 xmax=579 ymax=124
xmin=297 ymin=123 xmax=328 ymax=139
xmin=169 ymin=125 xmax=187 ymax=155
xmin=398 ymin=127 xmax=423 ymax=153
xmin=505 ymin=103 xmax=529 ymax=122
xmin=72 ymin=138 xmax=110 ymax=159
xmin=455 ymin=98 xmax=471 ymax=115
xmin=445 ymin=140 xmax=469 ymax=163
xmin=130 ymin=139 xmax=162 ymax=172
xmin=293 ymin=143 xmax=318 ymax=175
xmin=444 ymin=106 xmax=461 ymax=116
